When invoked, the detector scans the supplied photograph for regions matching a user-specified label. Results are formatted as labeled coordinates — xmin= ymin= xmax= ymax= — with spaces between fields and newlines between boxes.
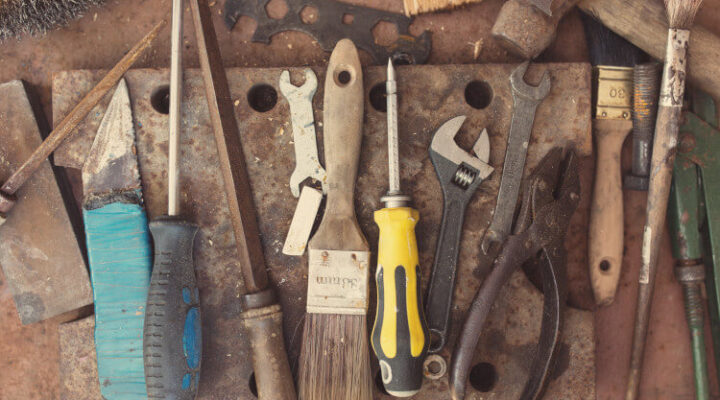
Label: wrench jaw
xmin=510 ymin=61 xmax=552 ymax=101
xmin=289 ymin=166 xmax=328 ymax=198
xmin=278 ymin=68 xmax=318 ymax=98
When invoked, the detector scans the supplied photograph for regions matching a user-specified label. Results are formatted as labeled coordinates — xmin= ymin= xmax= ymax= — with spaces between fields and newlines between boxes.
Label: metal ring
xmin=423 ymin=354 xmax=447 ymax=380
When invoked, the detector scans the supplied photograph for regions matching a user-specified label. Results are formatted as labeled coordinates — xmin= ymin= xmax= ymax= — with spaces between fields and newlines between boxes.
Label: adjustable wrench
xmin=425 ymin=116 xmax=494 ymax=353
xmin=481 ymin=62 xmax=551 ymax=255
xmin=279 ymin=69 xmax=327 ymax=197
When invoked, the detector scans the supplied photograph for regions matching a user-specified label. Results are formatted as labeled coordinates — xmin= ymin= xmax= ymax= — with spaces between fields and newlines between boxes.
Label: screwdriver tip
xmin=387 ymin=58 xmax=395 ymax=81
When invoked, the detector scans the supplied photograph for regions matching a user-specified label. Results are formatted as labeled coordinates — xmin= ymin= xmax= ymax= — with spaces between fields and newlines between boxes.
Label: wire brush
xmin=0 ymin=0 xmax=106 ymax=40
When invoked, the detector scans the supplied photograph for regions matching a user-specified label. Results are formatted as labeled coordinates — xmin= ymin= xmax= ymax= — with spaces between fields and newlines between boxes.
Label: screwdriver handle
xmin=144 ymin=215 xmax=201 ymax=400
xmin=371 ymin=207 xmax=429 ymax=397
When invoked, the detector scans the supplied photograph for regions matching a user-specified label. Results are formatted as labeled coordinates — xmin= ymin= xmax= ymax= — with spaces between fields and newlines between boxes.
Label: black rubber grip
xmin=144 ymin=215 xmax=201 ymax=400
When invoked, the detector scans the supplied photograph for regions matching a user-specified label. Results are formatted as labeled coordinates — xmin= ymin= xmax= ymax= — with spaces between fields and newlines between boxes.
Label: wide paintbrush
xmin=582 ymin=14 xmax=644 ymax=306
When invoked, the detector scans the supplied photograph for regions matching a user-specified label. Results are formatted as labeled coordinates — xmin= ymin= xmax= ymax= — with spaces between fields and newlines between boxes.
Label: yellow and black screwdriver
xmin=371 ymin=59 xmax=430 ymax=397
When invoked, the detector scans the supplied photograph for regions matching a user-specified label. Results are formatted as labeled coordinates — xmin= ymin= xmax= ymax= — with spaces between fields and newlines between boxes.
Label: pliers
xmin=449 ymin=147 xmax=581 ymax=400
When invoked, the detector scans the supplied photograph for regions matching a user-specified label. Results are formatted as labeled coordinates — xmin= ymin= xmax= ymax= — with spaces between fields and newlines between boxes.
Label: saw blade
xmin=81 ymin=78 xmax=141 ymax=196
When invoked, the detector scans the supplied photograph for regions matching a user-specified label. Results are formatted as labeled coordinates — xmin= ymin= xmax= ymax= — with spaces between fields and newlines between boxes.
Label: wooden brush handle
xmin=589 ymin=119 xmax=632 ymax=306
xmin=310 ymin=39 xmax=368 ymax=251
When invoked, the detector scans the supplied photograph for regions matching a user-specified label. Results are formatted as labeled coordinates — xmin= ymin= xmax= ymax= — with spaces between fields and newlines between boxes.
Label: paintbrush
xmin=297 ymin=39 xmax=373 ymax=400
xmin=581 ymin=13 xmax=644 ymax=306
xmin=627 ymin=0 xmax=704 ymax=399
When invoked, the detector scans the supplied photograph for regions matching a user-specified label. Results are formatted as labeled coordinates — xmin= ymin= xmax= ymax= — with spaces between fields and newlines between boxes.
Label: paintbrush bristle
xmin=665 ymin=0 xmax=703 ymax=29
xmin=0 ymin=0 xmax=105 ymax=39
xmin=581 ymin=12 xmax=644 ymax=67
xmin=298 ymin=313 xmax=373 ymax=400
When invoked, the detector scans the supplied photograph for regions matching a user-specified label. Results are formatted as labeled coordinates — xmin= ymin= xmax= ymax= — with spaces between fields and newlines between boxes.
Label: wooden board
xmin=0 ymin=80 xmax=91 ymax=325
xmin=54 ymin=64 xmax=594 ymax=399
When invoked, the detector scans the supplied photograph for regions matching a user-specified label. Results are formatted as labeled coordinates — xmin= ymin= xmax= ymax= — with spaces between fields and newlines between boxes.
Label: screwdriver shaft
xmin=168 ymin=0 xmax=183 ymax=216
xmin=387 ymin=59 xmax=401 ymax=196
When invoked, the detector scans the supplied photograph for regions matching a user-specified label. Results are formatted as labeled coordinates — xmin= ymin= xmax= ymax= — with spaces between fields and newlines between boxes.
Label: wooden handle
xmin=589 ymin=119 xmax=632 ymax=306
xmin=241 ymin=304 xmax=297 ymax=400
xmin=310 ymin=39 xmax=368 ymax=251
xmin=578 ymin=0 xmax=720 ymax=103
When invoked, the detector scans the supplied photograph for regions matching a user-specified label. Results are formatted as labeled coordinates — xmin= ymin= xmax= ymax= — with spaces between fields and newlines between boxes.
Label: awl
xmin=143 ymin=0 xmax=203 ymax=398
xmin=81 ymin=79 xmax=151 ymax=399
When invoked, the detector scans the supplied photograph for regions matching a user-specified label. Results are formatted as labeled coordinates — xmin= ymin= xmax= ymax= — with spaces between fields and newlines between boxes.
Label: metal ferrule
xmin=633 ymin=63 xmax=661 ymax=140
xmin=594 ymin=65 xmax=634 ymax=120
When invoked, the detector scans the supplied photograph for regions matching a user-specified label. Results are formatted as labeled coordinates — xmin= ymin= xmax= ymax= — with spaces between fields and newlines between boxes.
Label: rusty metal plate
xmin=58 ymin=316 xmax=99 ymax=399
xmin=0 ymin=80 xmax=91 ymax=325
xmin=54 ymin=64 xmax=593 ymax=399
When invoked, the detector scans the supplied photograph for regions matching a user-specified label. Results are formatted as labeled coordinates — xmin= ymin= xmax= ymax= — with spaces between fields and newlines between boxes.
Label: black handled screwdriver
xmin=143 ymin=0 xmax=203 ymax=398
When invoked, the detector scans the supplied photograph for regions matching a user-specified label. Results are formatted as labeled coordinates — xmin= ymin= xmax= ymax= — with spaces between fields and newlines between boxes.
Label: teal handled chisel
xmin=81 ymin=78 xmax=151 ymax=399
xmin=143 ymin=0 xmax=202 ymax=397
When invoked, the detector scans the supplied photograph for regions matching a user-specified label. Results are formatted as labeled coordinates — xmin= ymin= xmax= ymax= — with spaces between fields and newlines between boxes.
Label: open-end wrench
xmin=279 ymin=69 xmax=327 ymax=197
xmin=480 ymin=62 xmax=551 ymax=256
xmin=425 ymin=116 xmax=494 ymax=354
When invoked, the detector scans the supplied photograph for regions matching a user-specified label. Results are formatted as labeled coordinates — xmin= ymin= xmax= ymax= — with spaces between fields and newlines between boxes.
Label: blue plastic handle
xmin=83 ymin=200 xmax=152 ymax=400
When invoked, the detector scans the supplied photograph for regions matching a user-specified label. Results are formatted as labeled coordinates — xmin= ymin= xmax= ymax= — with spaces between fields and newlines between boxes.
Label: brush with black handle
xmin=582 ymin=14 xmax=645 ymax=306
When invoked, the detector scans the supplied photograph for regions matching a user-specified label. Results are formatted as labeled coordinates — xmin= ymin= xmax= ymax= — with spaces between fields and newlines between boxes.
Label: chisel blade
xmin=81 ymin=79 xmax=140 ymax=196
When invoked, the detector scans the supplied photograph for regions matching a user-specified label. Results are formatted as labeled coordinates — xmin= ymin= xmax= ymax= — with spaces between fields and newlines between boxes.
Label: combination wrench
xmin=480 ymin=61 xmax=551 ymax=255
xmin=425 ymin=116 xmax=494 ymax=354
xmin=279 ymin=69 xmax=327 ymax=197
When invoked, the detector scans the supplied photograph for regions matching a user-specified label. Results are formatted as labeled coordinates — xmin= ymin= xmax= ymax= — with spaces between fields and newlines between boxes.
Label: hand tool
xmin=297 ymin=39 xmax=372 ymax=400
xmin=668 ymin=128 xmax=710 ymax=399
xmin=668 ymin=89 xmax=720 ymax=400
xmin=450 ymin=148 xmax=580 ymax=400
xmin=0 ymin=0 xmax=105 ymax=39
xmin=278 ymin=68 xmax=327 ymax=198
xmin=481 ymin=62 xmax=550 ymax=256
xmin=0 ymin=18 xmax=166 ymax=223
xmin=626 ymin=1 xmax=703 ymax=398
xmin=143 ymin=1 xmax=202 ymax=398
xmin=81 ymin=79 xmax=151 ymax=400
xmin=491 ymin=0 xmax=579 ymax=60
xmin=578 ymin=0 xmax=720 ymax=102
xmin=370 ymin=59 xmax=429 ymax=397
xmin=424 ymin=115 xmax=493 ymax=354
xmin=582 ymin=15 xmax=643 ymax=306
xmin=189 ymin=1 xmax=296 ymax=398
xmin=224 ymin=0 xmax=431 ymax=64
xmin=0 ymin=80 xmax=91 ymax=325
xmin=279 ymin=68 xmax=326 ymax=256
xmin=624 ymin=63 xmax=661 ymax=191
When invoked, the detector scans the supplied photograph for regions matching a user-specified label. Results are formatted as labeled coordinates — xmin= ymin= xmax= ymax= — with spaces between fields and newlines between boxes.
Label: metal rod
xmin=189 ymin=0 xmax=268 ymax=293
xmin=386 ymin=59 xmax=400 ymax=196
xmin=0 ymin=18 xmax=167 ymax=199
xmin=168 ymin=0 xmax=183 ymax=216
